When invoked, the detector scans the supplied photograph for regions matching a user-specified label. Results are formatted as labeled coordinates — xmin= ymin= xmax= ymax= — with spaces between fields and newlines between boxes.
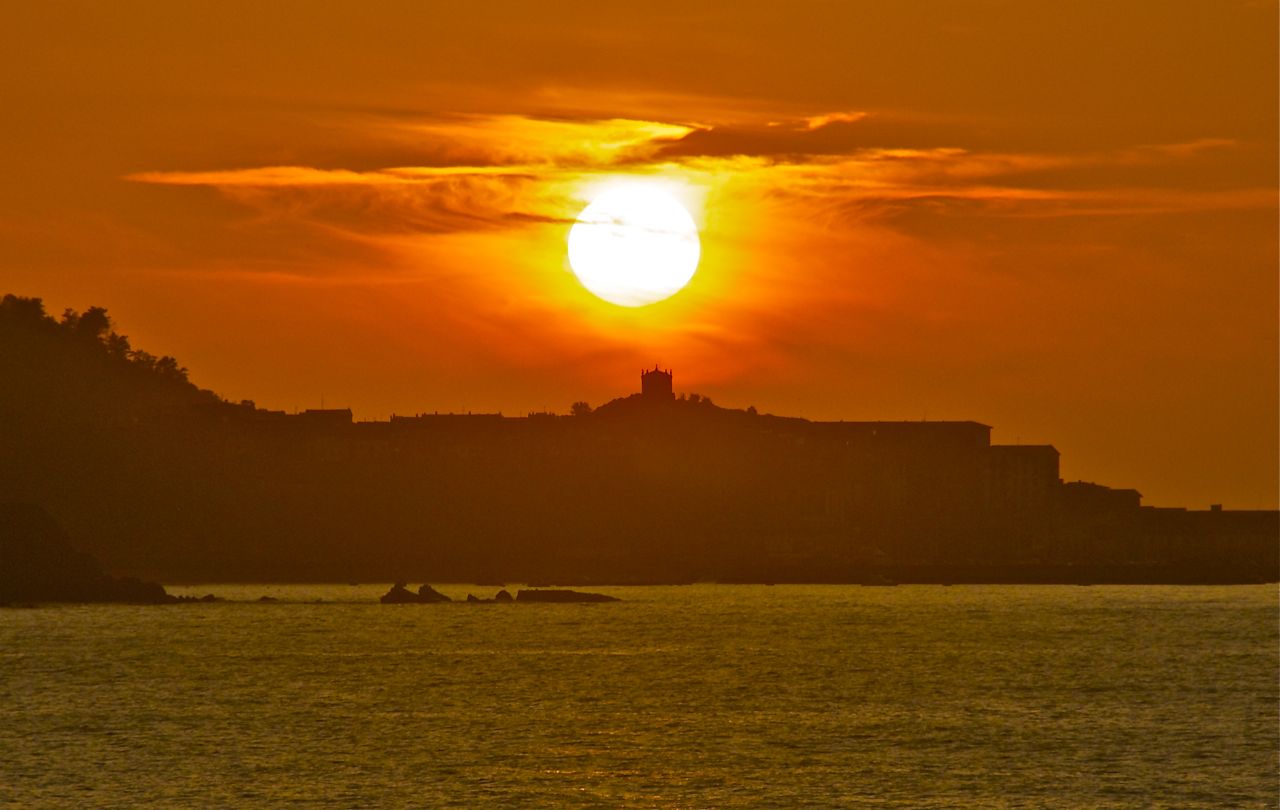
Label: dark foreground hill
xmin=0 ymin=504 xmax=174 ymax=603
xmin=0 ymin=293 xmax=1275 ymax=584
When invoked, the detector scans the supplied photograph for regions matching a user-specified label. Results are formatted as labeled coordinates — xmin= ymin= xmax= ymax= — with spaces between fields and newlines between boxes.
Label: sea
xmin=1 ymin=585 xmax=1275 ymax=808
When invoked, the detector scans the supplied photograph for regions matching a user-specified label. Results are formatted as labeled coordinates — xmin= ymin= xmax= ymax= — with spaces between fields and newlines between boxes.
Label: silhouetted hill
xmin=0 ymin=294 xmax=222 ymax=415
xmin=0 ymin=503 xmax=173 ymax=603
xmin=0 ymin=295 xmax=240 ymax=577
xmin=590 ymin=389 xmax=805 ymax=432
xmin=1 ymin=293 xmax=1274 ymax=584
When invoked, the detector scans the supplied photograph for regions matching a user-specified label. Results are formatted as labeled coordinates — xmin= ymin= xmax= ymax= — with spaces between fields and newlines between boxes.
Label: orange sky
xmin=1 ymin=1 xmax=1276 ymax=507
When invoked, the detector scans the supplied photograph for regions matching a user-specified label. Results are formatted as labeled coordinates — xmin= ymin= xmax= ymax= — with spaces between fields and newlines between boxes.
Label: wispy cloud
xmin=125 ymin=111 xmax=1273 ymax=254
xmin=126 ymin=165 xmax=537 ymax=186
xmin=802 ymin=111 xmax=868 ymax=130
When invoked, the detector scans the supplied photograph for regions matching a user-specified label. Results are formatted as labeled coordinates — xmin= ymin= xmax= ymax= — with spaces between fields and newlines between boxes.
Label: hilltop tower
xmin=641 ymin=365 xmax=674 ymax=400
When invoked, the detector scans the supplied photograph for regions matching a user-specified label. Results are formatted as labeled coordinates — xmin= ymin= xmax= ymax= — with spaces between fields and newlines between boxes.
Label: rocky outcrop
xmin=380 ymin=582 xmax=418 ymax=603
xmin=515 ymin=589 xmax=620 ymax=603
xmin=463 ymin=588 xmax=515 ymax=604
xmin=380 ymin=584 xmax=619 ymax=604
xmin=417 ymin=584 xmax=452 ymax=603
xmin=380 ymin=582 xmax=454 ymax=604
xmin=0 ymin=504 xmax=178 ymax=604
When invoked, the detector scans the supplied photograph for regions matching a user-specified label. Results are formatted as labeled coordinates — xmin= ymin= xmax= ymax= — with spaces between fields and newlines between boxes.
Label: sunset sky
xmin=1 ymin=1 xmax=1276 ymax=507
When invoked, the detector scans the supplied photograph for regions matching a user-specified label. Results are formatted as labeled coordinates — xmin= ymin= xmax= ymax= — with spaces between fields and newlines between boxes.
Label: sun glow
xmin=567 ymin=184 xmax=701 ymax=307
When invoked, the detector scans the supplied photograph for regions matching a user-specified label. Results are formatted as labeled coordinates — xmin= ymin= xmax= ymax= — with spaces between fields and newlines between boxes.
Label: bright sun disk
xmin=568 ymin=184 xmax=700 ymax=307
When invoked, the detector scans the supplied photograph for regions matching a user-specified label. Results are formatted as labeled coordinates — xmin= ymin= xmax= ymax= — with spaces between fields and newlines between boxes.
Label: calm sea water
xmin=0 ymin=585 xmax=1275 ymax=808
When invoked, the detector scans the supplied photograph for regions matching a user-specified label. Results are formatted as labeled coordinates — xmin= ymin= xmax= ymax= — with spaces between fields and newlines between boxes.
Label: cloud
xmin=803 ymin=111 xmax=868 ymax=131
xmin=124 ymin=111 xmax=1274 ymax=259
xmin=126 ymin=165 xmax=536 ymax=187
xmin=128 ymin=164 xmax=570 ymax=238
xmin=123 ymin=115 xmax=704 ymax=240
xmin=365 ymin=115 xmax=695 ymax=168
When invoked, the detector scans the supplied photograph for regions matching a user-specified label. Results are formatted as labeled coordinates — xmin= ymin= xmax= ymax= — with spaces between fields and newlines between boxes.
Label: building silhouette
xmin=226 ymin=368 xmax=1274 ymax=581
xmin=641 ymin=366 xmax=674 ymax=400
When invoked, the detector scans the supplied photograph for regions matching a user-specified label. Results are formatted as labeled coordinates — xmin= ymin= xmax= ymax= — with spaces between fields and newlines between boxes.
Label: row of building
xmin=208 ymin=368 xmax=1274 ymax=577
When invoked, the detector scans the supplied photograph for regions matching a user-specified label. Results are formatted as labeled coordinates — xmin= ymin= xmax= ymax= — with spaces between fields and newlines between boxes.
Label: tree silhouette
xmin=105 ymin=332 xmax=132 ymax=360
xmin=1 ymin=294 xmax=46 ymax=323
xmin=154 ymin=355 xmax=188 ymax=382
xmin=2 ymin=295 xmax=196 ymax=387
xmin=78 ymin=306 xmax=112 ymax=341
xmin=62 ymin=305 xmax=111 ymax=342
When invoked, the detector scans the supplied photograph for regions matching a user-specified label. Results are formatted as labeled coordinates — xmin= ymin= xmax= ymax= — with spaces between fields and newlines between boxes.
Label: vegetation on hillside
xmin=0 ymin=294 xmax=214 ymax=398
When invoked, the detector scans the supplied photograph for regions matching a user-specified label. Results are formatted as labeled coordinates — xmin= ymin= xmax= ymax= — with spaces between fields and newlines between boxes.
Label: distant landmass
xmin=0 ymin=294 xmax=1274 ymax=585
xmin=0 ymin=503 xmax=177 ymax=603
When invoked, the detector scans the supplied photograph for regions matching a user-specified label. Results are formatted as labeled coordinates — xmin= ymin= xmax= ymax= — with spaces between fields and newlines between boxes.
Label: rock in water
xmin=417 ymin=584 xmax=452 ymax=603
xmin=494 ymin=589 xmax=513 ymax=603
xmin=380 ymin=582 xmax=453 ymax=603
xmin=379 ymin=582 xmax=418 ymax=604
xmin=515 ymin=589 xmax=620 ymax=603
xmin=0 ymin=504 xmax=175 ymax=604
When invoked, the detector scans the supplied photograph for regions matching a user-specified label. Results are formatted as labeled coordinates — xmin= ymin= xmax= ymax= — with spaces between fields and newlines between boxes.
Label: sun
xmin=568 ymin=183 xmax=701 ymax=307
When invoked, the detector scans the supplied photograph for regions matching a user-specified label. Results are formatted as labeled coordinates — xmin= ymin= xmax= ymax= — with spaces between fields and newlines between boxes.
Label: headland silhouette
xmin=1 ymin=294 xmax=1275 ymax=587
